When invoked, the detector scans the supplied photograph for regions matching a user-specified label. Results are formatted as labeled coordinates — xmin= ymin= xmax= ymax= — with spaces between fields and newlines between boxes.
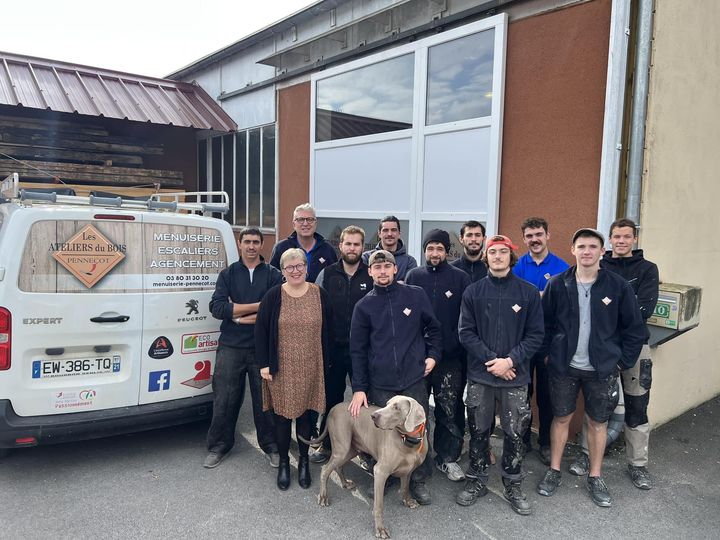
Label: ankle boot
xmin=277 ymin=459 xmax=290 ymax=491
xmin=298 ymin=456 xmax=311 ymax=489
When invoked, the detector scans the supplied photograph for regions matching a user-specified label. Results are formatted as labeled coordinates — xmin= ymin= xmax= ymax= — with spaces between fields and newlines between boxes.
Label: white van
xmin=0 ymin=175 xmax=238 ymax=453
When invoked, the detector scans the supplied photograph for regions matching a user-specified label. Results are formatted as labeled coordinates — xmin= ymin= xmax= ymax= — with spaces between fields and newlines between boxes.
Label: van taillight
xmin=0 ymin=307 xmax=10 ymax=370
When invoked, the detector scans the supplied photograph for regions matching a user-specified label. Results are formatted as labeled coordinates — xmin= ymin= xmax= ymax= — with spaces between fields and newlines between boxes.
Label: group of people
xmin=204 ymin=203 xmax=659 ymax=516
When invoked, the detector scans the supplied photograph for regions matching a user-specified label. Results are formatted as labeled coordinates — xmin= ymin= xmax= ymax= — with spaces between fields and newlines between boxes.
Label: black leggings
xmin=274 ymin=410 xmax=313 ymax=461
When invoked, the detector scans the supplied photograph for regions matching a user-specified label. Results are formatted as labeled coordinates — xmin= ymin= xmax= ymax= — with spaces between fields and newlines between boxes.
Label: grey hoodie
xmin=362 ymin=239 xmax=418 ymax=281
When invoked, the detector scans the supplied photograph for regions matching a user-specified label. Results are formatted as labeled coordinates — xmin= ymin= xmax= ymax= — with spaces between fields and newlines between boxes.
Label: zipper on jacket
xmin=387 ymin=291 xmax=400 ymax=380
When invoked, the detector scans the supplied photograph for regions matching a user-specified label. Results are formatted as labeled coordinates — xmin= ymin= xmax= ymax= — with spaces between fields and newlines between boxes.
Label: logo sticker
xmin=602 ymin=297 xmax=612 ymax=305
xmin=50 ymin=224 xmax=126 ymax=288
xmin=182 ymin=332 xmax=219 ymax=354
xmin=319 ymin=257 xmax=326 ymax=264
xmin=148 ymin=336 xmax=174 ymax=359
xmin=403 ymin=308 xmax=412 ymax=316
xmin=181 ymin=360 xmax=213 ymax=389
xmin=178 ymin=299 xmax=207 ymax=323
xmin=360 ymin=283 xmax=367 ymax=291
xmin=445 ymin=290 xmax=453 ymax=298
xmin=544 ymin=273 xmax=551 ymax=280
xmin=52 ymin=390 xmax=97 ymax=410
xmin=512 ymin=304 xmax=522 ymax=313
xmin=148 ymin=370 xmax=171 ymax=392
xmin=186 ymin=299 xmax=199 ymax=315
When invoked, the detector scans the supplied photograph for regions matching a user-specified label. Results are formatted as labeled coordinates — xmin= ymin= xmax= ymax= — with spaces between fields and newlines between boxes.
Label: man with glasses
xmin=362 ymin=216 xmax=417 ymax=281
xmin=270 ymin=203 xmax=337 ymax=282
xmin=204 ymin=227 xmax=283 ymax=469
xmin=456 ymin=235 xmax=544 ymax=515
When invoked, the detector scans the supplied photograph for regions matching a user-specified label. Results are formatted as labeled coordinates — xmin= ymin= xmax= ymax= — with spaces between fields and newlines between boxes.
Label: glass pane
xmin=426 ymin=29 xmax=495 ymax=125
xmin=316 ymin=217 xmax=410 ymax=258
xmin=222 ymin=135 xmax=234 ymax=225
xmin=248 ymin=128 xmax=261 ymax=226
xmin=262 ymin=125 xmax=276 ymax=229
xmin=421 ymin=221 xmax=483 ymax=262
xmin=197 ymin=139 xmax=207 ymax=192
xmin=316 ymin=54 xmax=415 ymax=142
xmin=211 ymin=137 xmax=222 ymax=191
xmin=234 ymin=131 xmax=247 ymax=226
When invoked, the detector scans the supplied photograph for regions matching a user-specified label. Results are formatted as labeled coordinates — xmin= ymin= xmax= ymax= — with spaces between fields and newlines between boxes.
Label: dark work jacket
xmin=601 ymin=250 xmax=659 ymax=342
xmin=315 ymin=261 xmax=374 ymax=345
xmin=451 ymin=254 xmax=488 ymax=283
xmin=350 ymin=282 xmax=442 ymax=393
xmin=459 ymin=273 xmax=544 ymax=387
xmin=362 ymin=239 xmax=418 ymax=281
xmin=541 ymin=267 xmax=645 ymax=379
xmin=270 ymin=231 xmax=338 ymax=282
xmin=254 ymin=284 xmax=333 ymax=376
xmin=406 ymin=260 xmax=471 ymax=360
xmin=209 ymin=258 xmax=282 ymax=348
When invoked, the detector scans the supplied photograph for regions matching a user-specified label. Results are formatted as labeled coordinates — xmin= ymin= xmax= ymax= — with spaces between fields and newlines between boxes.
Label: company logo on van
xmin=148 ymin=336 xmax=174 ymax=359
xmin=182 ymin=332 xmax=219 ymax=354
xmin=79 ymin=389 xmax=97 ymax=400
xmin=181 ymin=360 xmax=213 ymax=389
xmin=177 ymin=299 xmax=207 ymax=323
xmin=50 ymin=224 xmax=126 ymax=288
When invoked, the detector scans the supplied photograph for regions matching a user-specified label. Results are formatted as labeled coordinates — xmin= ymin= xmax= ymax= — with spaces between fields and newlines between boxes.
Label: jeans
xmin=207 ymin=345 xmax=277 ymax=455
xmin=369 ymin=378 xmax=433 ymax=483
xmin=466 ymin=382 xmax=530 ymax=483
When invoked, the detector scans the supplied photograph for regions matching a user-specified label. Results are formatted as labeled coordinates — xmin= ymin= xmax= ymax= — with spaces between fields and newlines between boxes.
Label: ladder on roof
xmin=0 ymin=173 xmax=229 ymax=215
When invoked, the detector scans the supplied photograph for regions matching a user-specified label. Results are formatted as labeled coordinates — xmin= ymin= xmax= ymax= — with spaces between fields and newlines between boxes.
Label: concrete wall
xmin=641 ymin=0 xmax=720 ymax=426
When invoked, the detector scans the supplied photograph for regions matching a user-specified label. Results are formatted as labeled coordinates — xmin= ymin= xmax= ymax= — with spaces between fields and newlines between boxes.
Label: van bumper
xmin=0 ymin=396 xmax=213 ymax=448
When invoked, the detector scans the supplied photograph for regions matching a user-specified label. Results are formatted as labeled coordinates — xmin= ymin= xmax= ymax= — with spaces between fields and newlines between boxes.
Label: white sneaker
xmin=437 ymin=461 xmax=466 ymax=482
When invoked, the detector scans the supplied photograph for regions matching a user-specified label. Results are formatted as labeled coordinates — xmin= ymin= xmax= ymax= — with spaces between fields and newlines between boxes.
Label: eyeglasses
xmin=293 ymin=217 xmax=317 ymax=224
xmin=282 ymin=263 xmax=307 ymax=273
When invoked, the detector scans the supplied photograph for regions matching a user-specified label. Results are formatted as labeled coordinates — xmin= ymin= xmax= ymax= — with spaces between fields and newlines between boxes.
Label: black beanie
xmin=423 ymin=229 xmax=451 ymax=252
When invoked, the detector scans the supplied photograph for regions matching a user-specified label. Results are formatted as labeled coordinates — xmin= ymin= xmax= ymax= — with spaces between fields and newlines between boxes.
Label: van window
xmin=19 ymin=220 xmax=227 ymax=293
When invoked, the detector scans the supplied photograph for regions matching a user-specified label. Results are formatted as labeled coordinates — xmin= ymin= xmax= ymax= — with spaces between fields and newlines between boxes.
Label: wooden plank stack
xmin=0 ymin=114 xmax=184 ymax=188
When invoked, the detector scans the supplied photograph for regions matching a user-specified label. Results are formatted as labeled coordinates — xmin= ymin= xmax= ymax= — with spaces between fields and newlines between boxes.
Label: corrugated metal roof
xmin=0 ymin=51 xmax=236 ymax=132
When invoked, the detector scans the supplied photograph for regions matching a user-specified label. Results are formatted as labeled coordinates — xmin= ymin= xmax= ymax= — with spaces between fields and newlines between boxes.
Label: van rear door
xmin=9 ymin=210 xmax=144 ymax=416
xmin=138 ymin=213 xmax=235 ymax=405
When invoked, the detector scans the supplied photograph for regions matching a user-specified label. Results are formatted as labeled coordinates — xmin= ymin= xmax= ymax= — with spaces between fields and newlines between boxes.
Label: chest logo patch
xmin=445 ymin=290 xmax=453 ymax=298
xmin=403 ymin=308 xmax=412 ymax=317
xmin=512 ymin=304 xmax=521 ymax=313
xmin=360 ymin=283 xmax=367 ymax=290
xmin=319 ymin=257 xmax=326 ymax=264
xmin=544 ymin=273 xmax=552 ymax=280
xmin=602 ymin=297 xmax=612 ymax=305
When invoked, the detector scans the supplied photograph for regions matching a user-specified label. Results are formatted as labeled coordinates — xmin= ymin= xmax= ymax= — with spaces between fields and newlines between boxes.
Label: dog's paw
xmin=403 ymin=497 xmax=419 ymax=509
xmin=342 ymin=478 xmax=356 ymax=490
xmin=375 ymin=527 xmax=390 ymax=539
xmin=317 ymin=494 xmax=330 ymax=507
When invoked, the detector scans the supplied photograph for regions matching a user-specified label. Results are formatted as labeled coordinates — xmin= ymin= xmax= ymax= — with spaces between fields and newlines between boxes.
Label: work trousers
xmin=425 ymin=355 xmax=466 ymax=464
xmin=466 ymin=382 xmax=530 ymax=483
xmin=369 ymin=379 xmax=434 ymax=483
xmin=207 ymin=345 xmax=277 ymax=456
xmin=523 ymin=353 xmax=553 ymax=448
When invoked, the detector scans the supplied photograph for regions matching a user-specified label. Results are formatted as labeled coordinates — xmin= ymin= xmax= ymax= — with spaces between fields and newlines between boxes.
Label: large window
xmin=198 ymin=124 xmax=276 ymax=229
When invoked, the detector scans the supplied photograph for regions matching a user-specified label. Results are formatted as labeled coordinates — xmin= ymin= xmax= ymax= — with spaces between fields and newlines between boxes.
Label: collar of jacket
xmin=488 ymin=272 xmax=513 ymax=286
xmin=237 ymin=256 xmax=266 ymax=270
xmin=288 ymin=231 xmax=326 ymax=244
xmin=603 ymin=249 xmax=645 ymax=265
xmin=374 ymin=238 xmax=408 ymax=256
xmin=373 ymin=281 xmax=399 ymax=295
xmin=425 ymin=259 xmax=449 ymax=272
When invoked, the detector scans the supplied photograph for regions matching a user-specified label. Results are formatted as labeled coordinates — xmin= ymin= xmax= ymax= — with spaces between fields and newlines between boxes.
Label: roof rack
xmin=0 ymin=173 xmax=229 ymax=215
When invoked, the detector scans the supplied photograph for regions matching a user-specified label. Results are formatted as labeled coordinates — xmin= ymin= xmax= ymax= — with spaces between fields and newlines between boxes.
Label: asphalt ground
xmin=2 ymin=395 xmax=719 ymax=539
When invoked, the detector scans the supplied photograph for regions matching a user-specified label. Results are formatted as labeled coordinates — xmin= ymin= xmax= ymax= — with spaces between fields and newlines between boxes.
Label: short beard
xmin=465 ymin=247 xmax=482 ymax=257
xmin=341 ymin=252 xmax=360 ymax=265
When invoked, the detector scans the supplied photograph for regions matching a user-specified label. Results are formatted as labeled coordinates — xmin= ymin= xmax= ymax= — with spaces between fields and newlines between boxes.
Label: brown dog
xmin=302 ymin=395 xmax=428 ymax=539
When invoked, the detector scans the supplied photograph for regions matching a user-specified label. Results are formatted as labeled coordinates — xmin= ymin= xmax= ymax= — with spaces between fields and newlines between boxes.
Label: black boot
xmin=298 ymin=455 xmax=311 ymax=489
xmin=503 ymin=478 xmax=531 ymax=515
xmin=277 ymin=459 xmax=290 ymax=491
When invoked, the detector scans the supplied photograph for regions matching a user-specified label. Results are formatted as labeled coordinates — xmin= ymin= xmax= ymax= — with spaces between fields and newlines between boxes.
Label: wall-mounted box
xmin=647 ymin=283 xmax=702 ymax=331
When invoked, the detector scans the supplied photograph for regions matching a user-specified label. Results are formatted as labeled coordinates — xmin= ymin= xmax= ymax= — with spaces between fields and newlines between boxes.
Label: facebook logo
xmin=148 ymin=370 xmax=171 ymax=392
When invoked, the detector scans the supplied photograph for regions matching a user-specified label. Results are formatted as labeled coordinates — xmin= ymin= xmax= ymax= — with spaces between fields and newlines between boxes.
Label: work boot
xmin=503 ymin=479 xmax=532 ymax=515
xmin=410 ymin=480 xmax=431 ymax=505
xmin=277 ymin=458 xmax=291 ymax=491
xmin=203 ymin=451 xmax=228 ymax=469
xmin=537 ymin=468 xmax=562 ymax=497
xmin=309 ymin=447 xmax=330 ymax=464
xmin=569 ymin=452 xmax=589 ymax=476
xmin=456 ymin=478 xmax=488 ymax=506
xmin=628 ymin=465 xmax=652 ymax=490
xmin=537 ymin=445 xmax=551 ymax=466
xmin=298 ymin=456 xmax=312 ymax=489
xmin=587 ymin=476 xmax=612 ymax=507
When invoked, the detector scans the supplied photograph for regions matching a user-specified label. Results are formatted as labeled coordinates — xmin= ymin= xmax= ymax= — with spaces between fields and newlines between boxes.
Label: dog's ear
xmin=403 ymin=398 xmax=426 ymax=432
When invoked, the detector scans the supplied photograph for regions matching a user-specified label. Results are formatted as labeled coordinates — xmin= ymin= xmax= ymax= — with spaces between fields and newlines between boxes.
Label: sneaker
xmin=537 ymin=468 xmax=562 ymax=497
xmin=569 ymin=452 xmax=589 ymax=476
xmin=436 ymin=461 xmax=466 ymax=482
xmin=410 ymin=480 xmax=432 ymax=505
xmin=309 ymin=447 xmax=330 ymax=464
xmin=538 ymin=445 xmax=551 ymax=466
xmin=628 ymin=465 xmax=652 ymax=490
xmin=203 ymin=451 xmax=227 ymax=469
xmin=266 ymin=452 xmax=280 ymax=468
xmin=456 ymin=479 xmax=488 ymax=506
xmin=587 ymin=476 xmax=612 ymax=507
xmin=503 ymin=481 xmax=532 ymax=515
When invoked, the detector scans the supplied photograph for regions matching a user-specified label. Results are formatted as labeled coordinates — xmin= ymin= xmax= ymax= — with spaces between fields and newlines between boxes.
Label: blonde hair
xmin=293 ymin=203 xmax=315 ymax=218
xmin=340 ymin=225 xmax=366 ymax=243
xmin=279 ymin=248 xmax=307 ymax=269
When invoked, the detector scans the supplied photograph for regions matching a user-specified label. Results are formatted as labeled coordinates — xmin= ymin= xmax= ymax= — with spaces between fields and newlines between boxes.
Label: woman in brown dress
xmin=256 ymin=248 xmax=332 ymax=491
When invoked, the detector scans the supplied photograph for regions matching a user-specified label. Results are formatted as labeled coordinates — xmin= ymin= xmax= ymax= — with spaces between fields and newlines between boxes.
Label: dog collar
xmin=398 ymin=423 xmax=426 ymax=453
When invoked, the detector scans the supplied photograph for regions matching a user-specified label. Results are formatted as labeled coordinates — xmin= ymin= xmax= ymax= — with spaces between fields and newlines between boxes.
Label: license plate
xmin=32 ymin=355 xmax=121 ymax=379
